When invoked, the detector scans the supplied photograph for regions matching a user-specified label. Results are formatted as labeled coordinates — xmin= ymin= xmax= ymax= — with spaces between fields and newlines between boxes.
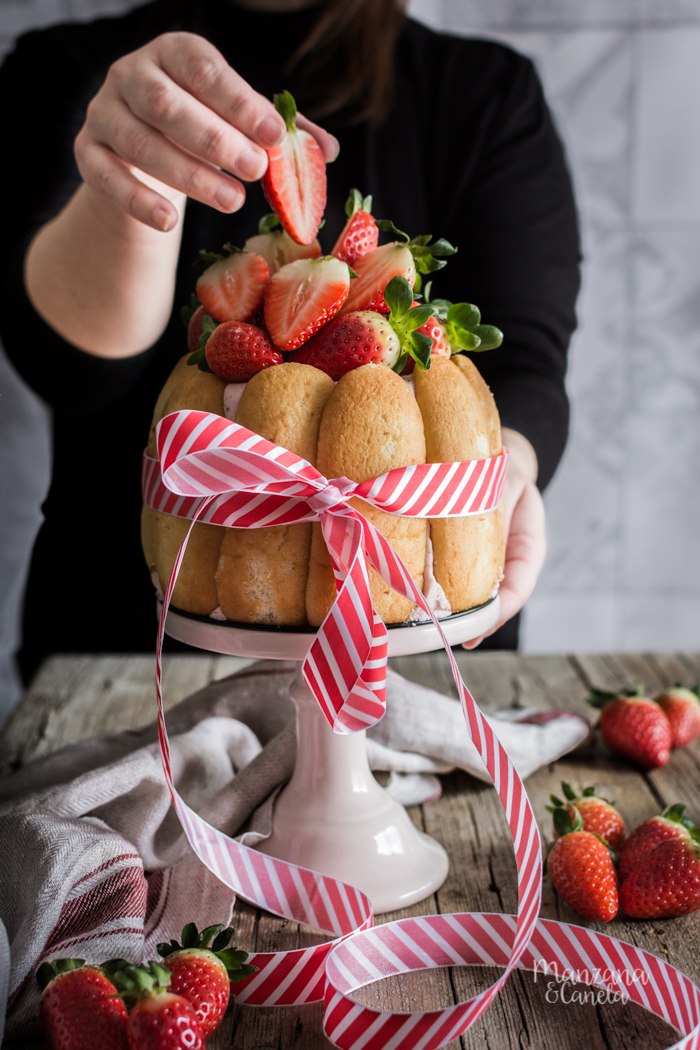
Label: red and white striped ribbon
xmin=145 ymin=409 xmax=700 ymax=1049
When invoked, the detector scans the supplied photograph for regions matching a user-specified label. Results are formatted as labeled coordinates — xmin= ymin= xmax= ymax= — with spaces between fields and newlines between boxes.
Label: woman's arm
xmin=23 ymin=32 xmax=337 ymax=359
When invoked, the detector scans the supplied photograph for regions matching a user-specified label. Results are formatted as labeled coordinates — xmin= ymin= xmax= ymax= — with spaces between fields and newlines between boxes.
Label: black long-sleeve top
xmin=0 ymin=0 xmax=581 ymax=676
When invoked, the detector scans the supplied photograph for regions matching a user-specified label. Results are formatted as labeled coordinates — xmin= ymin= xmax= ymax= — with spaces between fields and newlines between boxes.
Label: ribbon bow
xmin=148 ymin=409 xmax=509 ymax=734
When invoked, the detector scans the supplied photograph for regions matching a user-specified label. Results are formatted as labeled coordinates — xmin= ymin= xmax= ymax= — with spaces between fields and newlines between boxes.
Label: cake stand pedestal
xmin=163 ymin=598 xmax=499 ymax=913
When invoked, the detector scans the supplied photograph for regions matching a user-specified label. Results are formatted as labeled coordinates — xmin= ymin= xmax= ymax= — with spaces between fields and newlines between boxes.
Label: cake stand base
xmin=256 ymin=669 xmax=448 ymax=914
xmin=162 ymin=600 xmax=499 ymax=913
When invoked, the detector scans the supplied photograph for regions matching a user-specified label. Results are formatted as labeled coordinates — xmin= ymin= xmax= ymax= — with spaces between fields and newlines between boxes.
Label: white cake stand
xmin=163 ymin=597 xmax=499 ymax=914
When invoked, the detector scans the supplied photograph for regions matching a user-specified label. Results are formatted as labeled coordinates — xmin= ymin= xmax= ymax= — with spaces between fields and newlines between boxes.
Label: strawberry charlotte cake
xmin=141 ymin=92 xmax=506 ymax=627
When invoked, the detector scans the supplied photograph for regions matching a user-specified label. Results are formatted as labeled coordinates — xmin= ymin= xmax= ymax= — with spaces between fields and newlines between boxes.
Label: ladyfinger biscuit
xmin=146 ymin=355 xmax=194 ymax=457
xmin=153 ymin=511 xmax=224 ymax=615
xmin=145 ymin=366 xmax=227 ymax=613
xmin=414 ymin=355 xmax=505 ymax=611
xmin=307 ymin=366 xmax=427 ymax=625
xmin=216 ymin=363 xmax=334 ymax=625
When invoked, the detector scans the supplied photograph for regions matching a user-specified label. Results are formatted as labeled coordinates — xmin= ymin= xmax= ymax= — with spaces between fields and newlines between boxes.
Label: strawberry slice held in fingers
xmin=331 ymin=188 xmax=378 ymax=266
xmin=341 ymin=220 xmax=456 ymax=314
xmin=195 ymin=245 xmax=269 ymax=323
xmin=244 ymin=212 xmax=321 ymax=275
xmin=292 ymin=275 xmax=435 ymax=380
xmin=262 ymin=90 xmax=326 ymax=245
xmin=264 ymin=255 xmax=350 ymax=351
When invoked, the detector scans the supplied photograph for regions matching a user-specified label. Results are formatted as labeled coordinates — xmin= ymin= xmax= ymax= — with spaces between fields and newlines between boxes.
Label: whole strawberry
xmin=107 ymin=961 xmax=203 ymax=1050
xmin=619 ymin=835 xmax=700 ymax=918
xmin=547 ymin=781 xmax=626 ymax=851
xmin=37 ymin=959 xmax=129 ymax=1050
xmin=618 ymin=803 xmax=695 ymax=881
xmin=587 ymin=684 xmax=672 ymax=769
xmin=203 ymin=321 xmax=282 ymax=382
xmin=547 ymin=807 xmax=619 ymax=922
xmin=657 ymin=684 xmax=700 ymax=748
xmin=157 ymin=923 xmax=256 ymax=1039
xmin=331 ymin=189 xmax=378 ymax=266
xmin=293 ymin=276 xmax=436 ymax=379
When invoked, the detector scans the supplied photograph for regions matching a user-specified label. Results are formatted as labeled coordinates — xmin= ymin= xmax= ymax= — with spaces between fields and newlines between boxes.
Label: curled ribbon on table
xmin=144 ymin=410 xmax=700 ymax=1049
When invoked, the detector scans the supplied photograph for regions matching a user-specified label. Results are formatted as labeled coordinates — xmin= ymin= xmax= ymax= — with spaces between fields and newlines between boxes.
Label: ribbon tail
xmin=303 ymin=510 xmax=388 ymax=735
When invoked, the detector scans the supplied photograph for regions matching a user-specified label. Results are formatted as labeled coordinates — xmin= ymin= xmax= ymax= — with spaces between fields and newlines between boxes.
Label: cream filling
xmin=224 ymin=382 xmax=247 ymax=421
xmin=209 ymin=606 xmax=227 ymax=621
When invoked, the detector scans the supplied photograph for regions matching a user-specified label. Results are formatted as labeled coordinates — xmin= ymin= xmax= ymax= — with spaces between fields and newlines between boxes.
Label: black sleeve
xmin=427 ymin=42 xmax=581 ymax=490
xmin=0 ymin=18 xmax=159 ymax=415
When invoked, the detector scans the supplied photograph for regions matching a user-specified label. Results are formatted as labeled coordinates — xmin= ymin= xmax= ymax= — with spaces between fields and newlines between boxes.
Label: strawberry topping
xmin=261 ymin=91 xmax=326 ymax=245
xmin=264 ymin=255 xmax=350 ymax=351
xmin=331 ymin=189 xmax=378 ymax=266
xmin=245 ymin=212 xmax=321 ymax=275
xmin=204 ymin=322 xmax=282 ymax=382
xmin=195 ymin=246 xmax=269 ymax=323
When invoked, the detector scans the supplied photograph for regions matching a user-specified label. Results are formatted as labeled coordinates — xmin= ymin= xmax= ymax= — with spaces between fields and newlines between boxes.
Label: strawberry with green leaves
xmin=106 ymin=960 xmax=203 ymax=1050
xmin=422 ymin=284 xmax=503 ymax=354
xmin=157 ymin=923 xmax=256 ymax=1039
xmin=341 ymin=221 xmax=456 ymax=315
xmin=292 ymin=276 xmax=435 ymax=380
xmin=262 ymin=91 xmax=326 ymax=245
xmin=587 ymin=683 xmax=672 ymax=769
xmin=264 ymin=255 xmax=350 ymax=351
xmin=37 ymin=959 xmax=129 ymax=1050
xmin=547 ymin=781 xmax=626 ymax=851
xmin=244 ymin=213 xmax=321 ymax=275
xmin=619 ymin=834 xmax=700 ymax=919
xmin=331 ymin=189 xmax=378 ymax=266
xmin=195 ymin=244 xmax=270 ymax=324
xmin=546 ymin=807 xmax=619 ymax=922
xmin=656 ymin=684 xmax=700 ymax=748
xmin=618 ymin=803 xmax=696 ymax=881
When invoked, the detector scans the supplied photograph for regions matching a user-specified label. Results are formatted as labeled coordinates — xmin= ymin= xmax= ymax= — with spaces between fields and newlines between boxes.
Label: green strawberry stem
xmin=383 ymin=276 xmax=435 ymax=373
xmin=586 ymin=682 xmax=646 ymax=709
xmin=37 ymin=958 xmax=86 ymax=990
xmin=273 ymin=90 xmax=298 ymax=132
xmin=180 ymin=293 xmax=200 ymax=329
xmin=105 ymin=960 xmax=172 ymax=1000
xmin=156 ymin=922 xmax=257 ymax=983
xmin=375 ymin=219 xmax=456 ymax=274
xmin=187 ymin=315 xmax=218 ymax=371
xmin=345 ymin=188 xmax=373 ymax=218
xmin=423 ymin=284 xmax=503 ymax=354
xmin=258 ymin=212 xmax=281 ymax=234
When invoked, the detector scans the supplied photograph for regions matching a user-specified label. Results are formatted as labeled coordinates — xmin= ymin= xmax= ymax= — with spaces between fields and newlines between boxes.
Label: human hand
xmin=463 ymin=428 xmax=546 ymax=649
xmin=74 ymin=32 xmax=339 ymax=231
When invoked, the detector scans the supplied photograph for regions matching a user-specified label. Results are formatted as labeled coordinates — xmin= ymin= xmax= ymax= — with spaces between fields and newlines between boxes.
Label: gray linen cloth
xmin=0 ymin=661 xmax=588 ymax=1040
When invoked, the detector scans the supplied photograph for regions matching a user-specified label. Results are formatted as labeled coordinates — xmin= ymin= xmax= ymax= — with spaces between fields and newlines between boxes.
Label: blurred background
xmin=1 ymin=0 xmax=699 ymax=723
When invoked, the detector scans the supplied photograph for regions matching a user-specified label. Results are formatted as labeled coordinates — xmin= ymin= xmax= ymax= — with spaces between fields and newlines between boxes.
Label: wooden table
xmin=3 ymin=649 xmax=700 ymax=1049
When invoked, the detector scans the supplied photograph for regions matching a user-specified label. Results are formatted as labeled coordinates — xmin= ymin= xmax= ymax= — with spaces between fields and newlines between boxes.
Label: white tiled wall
xmin=0 ymin=0 xmax=698 ymax=722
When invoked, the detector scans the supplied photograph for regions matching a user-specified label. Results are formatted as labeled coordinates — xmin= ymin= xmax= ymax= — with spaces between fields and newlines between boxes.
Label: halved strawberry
xmin=341 ymin=241 xmax=415 ymax=314
xmin=264 ymin=255 xmax=350 ymax=351
xmin=261 ymin=91 xmax=326 ymax=246
xmin=203 ymin=322 xmax=282 ymax=382
xmin=341 ymin=223 xmax=455 ymax=315
xmin=292 ymin=276 xmax=435 ymax=380
xmin=195 ymin=245 xmax=269 ymax=323
xmin=245 ymin=213 xmax=321 ymax=275
xmin=331 ymin=189 xmax=378 ymax=266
